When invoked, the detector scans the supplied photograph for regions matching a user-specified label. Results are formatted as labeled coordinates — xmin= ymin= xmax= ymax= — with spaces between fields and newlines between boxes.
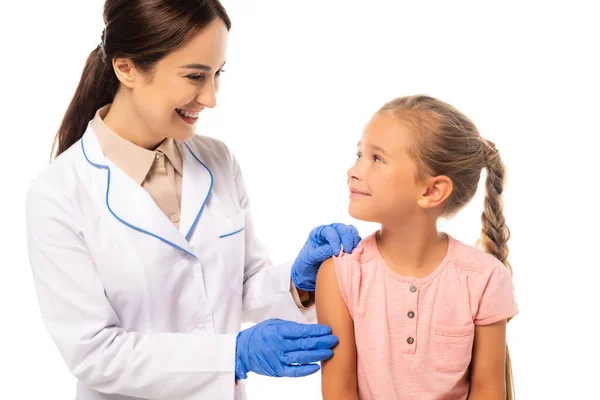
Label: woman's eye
xmin=356 ymin=152 xmax=362 ymax=160
xmin=187 ymin=75 xmax=204 ymax=82
xmin=216 ymin=69 xmax=226 ymax=76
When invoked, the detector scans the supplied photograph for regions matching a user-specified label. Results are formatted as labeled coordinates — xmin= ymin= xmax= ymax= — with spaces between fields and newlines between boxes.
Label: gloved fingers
xmin=281 ymin=349 xmax=334 ymax=365
xmin=312 ymin=244 xmax=334 ymax=264
xmin=280 ymin=363 xmax=321 ymax=378
xmin=317 ymin=226 xmax=342 ymax=255
xmin=309 ymin=225 xmax=326 ymax=247
xmin=330 ymin=223 xmax=356 ymax=255
xmin=287 ymin=334 xmax=339 ymax=351
xmin=277 ymin=322 xmax=332 ymax=339
xmin=349 ymin=224 xmax=362 ymax=249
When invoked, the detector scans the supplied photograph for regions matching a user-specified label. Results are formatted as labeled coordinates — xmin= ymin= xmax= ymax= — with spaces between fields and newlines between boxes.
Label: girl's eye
xmin=356 ymin=152 xmax=362 ymax=160
xmin=216 ymin=69 xmax=225 ymax=76
xmin=373 ymin=155 xmax=383 ymax=163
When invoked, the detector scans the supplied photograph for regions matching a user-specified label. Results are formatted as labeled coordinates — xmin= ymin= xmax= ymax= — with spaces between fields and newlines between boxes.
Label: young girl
xmin=316 ymin=95 xmax=518 ymax=400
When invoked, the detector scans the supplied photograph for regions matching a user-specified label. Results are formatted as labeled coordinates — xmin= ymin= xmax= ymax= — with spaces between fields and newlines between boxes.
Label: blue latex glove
xmin=235 ymin=318 xmax=338 ymax=379
xmin=291 ymin=223 xmax=361 ymax=291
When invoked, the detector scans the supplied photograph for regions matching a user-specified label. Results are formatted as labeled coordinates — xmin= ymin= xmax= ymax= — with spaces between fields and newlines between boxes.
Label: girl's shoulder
xmin=448 ymin=237 xmax=508 ymax=278
xmin=334 ymin=233 xmax=379 ymax=268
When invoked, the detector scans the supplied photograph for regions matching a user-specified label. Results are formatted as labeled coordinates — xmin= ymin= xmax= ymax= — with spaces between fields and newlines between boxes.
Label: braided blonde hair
xmin=379 ymin=95 xmax=515 ymax=400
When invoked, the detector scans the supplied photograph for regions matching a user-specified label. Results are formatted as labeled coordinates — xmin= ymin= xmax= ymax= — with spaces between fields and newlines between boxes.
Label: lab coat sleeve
xmin=26 ymin=180 xmax=236 ymax=400
xmin=230 ymin=154 xmax=316 ymax=324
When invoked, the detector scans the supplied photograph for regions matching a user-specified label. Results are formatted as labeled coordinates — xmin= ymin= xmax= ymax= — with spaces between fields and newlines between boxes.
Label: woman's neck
xmin=103 ymin=92 xmax=164 ymax=150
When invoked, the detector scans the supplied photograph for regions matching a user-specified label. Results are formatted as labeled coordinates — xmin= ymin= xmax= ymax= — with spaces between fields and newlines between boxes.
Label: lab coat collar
xmin=80 ymin=126 xmax=213 ymax=258
xmin=177 ymin=141 xmax=213 ymax=242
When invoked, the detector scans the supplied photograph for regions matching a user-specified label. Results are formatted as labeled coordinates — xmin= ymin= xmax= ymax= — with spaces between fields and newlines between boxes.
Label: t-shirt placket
xmin=403 ymin=282 xmax=419 ymax=354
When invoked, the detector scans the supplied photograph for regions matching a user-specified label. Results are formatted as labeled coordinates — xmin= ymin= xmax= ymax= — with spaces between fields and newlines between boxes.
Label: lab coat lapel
xmin=178 ymin=142 xmax=213 ymax=241
xmin=80 ymin=128 xmax=196 ymax=258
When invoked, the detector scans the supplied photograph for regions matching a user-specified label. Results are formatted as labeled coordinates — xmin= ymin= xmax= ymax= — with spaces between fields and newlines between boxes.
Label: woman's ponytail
xmin=51 ymin=45 xmax=118 ymax=159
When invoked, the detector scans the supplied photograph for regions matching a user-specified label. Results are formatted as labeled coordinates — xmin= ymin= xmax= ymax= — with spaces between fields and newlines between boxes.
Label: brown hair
xmin=380 ymin=94 xmax=515 ymax=399
xmin=51 ymin=0 xmax=231 ymax=159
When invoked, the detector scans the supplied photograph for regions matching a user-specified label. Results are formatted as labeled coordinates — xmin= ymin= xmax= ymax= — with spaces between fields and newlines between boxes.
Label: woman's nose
xmin=195 ymin=82 xmax=217 ymax=109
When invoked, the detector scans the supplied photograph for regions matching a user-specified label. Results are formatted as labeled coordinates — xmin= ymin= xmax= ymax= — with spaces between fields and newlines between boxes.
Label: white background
xmin=1 ymin=0 xmax=599 ymax=399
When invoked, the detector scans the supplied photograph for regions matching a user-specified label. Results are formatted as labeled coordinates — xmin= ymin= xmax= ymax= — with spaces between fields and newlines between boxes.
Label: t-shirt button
xmin=170 ymin=214 xmax=180 ymax=223
xmin=407 ymin=311 xmax=415 ymax=318
xmin=409 ymin=285 xmax=417 ymax=293
xmin=407 ymin=337 xmax=415 ymax=345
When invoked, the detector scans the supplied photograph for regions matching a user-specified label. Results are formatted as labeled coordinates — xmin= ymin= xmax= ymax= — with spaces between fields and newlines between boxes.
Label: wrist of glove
xmin=234 ymin=330 xmax=248 ymax=380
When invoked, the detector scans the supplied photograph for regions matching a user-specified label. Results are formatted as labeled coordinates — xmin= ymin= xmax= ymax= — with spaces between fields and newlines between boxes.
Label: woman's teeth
xmin=176 ymin=108 xmax=199 ymax=118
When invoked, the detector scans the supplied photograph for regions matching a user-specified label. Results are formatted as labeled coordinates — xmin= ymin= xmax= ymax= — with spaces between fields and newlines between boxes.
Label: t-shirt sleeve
xmin=474 ymin=261 xmax=519 ymax=326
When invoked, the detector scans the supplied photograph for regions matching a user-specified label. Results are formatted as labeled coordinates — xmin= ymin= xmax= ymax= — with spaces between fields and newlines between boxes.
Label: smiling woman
xmin=100 ymin=19 xmax=228 ymax=148
xmin=53 ymin=0 xmax=230 ymax=156
xmin=25 ymin=2 xmax=362 ymax=400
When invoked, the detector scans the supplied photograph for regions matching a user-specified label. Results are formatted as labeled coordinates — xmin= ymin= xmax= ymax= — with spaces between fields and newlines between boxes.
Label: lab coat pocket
xmin=431 ymin=324 xmax=475 ymax=373
xmin=218 ymin=211 xmax=246 ymax=296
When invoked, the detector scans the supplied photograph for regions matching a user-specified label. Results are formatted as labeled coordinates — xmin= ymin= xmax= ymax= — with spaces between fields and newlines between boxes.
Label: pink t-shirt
xmin=333 ymin=233 xmax=518 ymax=400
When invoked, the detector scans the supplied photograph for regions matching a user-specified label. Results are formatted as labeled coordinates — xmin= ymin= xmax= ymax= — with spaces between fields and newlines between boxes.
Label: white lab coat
xmin=26 ymin=124 xmax=315 ymax=400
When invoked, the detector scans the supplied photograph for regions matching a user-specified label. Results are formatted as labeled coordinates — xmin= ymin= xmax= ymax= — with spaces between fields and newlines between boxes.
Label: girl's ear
xmin=417 ymin=175 xmax=453 ymax=209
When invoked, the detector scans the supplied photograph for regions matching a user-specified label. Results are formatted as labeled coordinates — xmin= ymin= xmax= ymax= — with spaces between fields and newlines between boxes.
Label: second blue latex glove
xmin=235 ymin=318 xmax=338 ymax=380
xmin=291 ymin=223 xmax=361 ymax=291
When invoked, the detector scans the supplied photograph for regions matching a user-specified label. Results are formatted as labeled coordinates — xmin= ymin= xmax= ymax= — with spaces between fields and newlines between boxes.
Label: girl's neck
xmin=377 ymin=220 xmax=448 ymax=279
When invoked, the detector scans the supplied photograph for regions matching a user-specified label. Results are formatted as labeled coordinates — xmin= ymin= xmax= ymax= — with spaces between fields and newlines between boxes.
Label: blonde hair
xmin=379 ymin=94 xmax=515 ymax=400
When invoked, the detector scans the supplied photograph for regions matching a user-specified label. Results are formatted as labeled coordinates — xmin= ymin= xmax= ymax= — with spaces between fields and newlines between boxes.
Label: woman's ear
xmin=112 ymin=57 xmax=138 ymax=89
xmin=417 ymin=175 xmax=453 ymax=209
